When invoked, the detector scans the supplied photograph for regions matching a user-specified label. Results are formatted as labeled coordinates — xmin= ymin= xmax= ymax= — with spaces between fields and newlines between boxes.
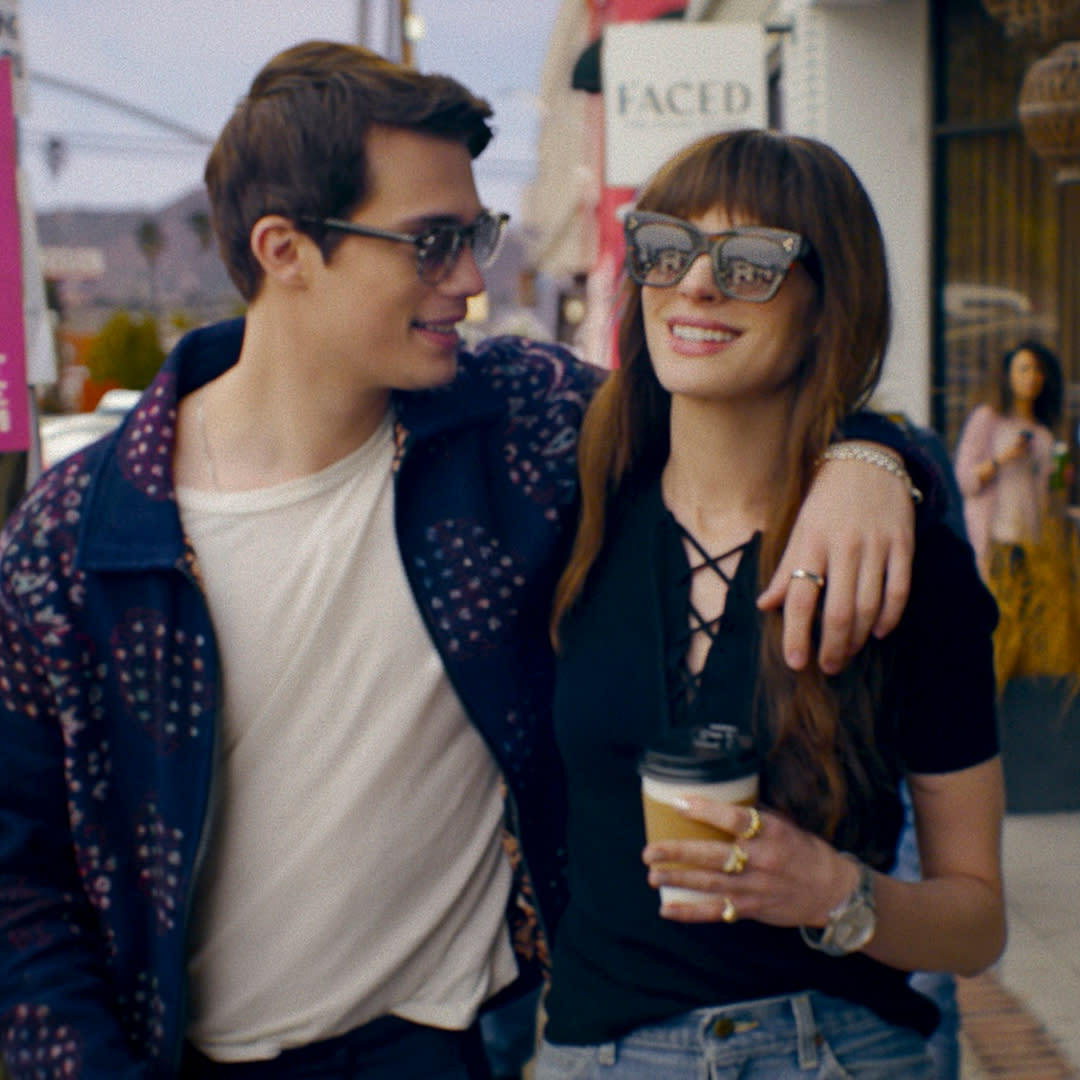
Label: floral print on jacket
xmin=0 ymin=318 xmax=601 ymax=1078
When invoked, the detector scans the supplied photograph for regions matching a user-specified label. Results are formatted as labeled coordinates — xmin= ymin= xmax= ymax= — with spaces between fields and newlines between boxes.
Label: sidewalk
xmin=957 ymin=811 xmax=1080 ymax=1078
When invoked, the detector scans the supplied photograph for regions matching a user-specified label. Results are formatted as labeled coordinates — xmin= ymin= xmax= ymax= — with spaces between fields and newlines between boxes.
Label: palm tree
xmin=187 ymin=210 xmax=212 ymax=252
xmin=135 ymin=218 xmax=165 ymax=316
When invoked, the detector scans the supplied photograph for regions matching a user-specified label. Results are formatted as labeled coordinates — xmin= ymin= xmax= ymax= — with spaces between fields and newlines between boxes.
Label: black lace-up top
xmin=545 ymin=475 xmax=998 ymax=1047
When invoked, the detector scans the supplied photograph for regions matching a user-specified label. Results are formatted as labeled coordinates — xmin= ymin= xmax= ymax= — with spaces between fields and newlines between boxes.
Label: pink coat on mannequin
xmin=954 ymin=403 xmax=1053 ymax=574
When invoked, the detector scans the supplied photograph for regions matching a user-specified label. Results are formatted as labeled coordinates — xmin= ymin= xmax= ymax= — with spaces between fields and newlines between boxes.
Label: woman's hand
xmin=646 ymin=760 xmax=1006 ymax=977
xmin=757 ymin=448 xmax=914 ymax=675
xmin=642 ymin=799 xmax=855 ymax=928
xmin=975 ymin=432 xmax=1033 ymax=489
xmin=997 ymin=431 xmax=1034 ymax=466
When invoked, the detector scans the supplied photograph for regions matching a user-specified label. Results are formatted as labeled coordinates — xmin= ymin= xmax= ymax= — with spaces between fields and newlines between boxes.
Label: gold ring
xmin=791 ymin=568 xmax=826 ymax=589
xmin=720 ymin=896 xmax=737 ymax=923
xmin=722 ymin=844 xmax=748 ymax=875
xmin=739 ymin=807 xmax=763 ymax=841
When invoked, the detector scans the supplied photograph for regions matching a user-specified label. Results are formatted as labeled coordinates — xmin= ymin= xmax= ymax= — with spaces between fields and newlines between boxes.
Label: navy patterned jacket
xmin=0 ymin=318 xmax=601 ymax=1078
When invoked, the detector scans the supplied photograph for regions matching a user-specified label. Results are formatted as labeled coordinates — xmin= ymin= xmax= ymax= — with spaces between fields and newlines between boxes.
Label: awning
xmin=571 ymin=6 xmax=687 ymax=93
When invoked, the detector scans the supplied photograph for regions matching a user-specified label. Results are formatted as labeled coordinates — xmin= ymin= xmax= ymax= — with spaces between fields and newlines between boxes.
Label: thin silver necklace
xmin=195 ymin=390 xmax=221 ymax=491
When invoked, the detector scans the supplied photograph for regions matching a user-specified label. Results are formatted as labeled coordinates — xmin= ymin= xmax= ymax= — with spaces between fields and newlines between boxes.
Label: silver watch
xmin=799 ymin=854 xmax=877 ymax=957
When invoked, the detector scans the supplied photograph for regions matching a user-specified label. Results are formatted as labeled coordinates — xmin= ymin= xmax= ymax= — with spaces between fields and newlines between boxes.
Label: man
xmin=0 ymin=42 xmax=928 ymax=1079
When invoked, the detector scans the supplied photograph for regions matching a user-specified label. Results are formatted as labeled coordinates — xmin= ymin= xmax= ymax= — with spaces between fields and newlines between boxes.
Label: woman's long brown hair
xmin=552 ymin=130 xmax=897 ymax=859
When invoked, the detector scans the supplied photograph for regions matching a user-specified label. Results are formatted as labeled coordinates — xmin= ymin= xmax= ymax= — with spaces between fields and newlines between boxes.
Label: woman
xmin=954 ymin=342 xmax=1078 ymax=690
xmin=538 ymin=130 xmax=1004 ymax=1079
xmin=954 ymin=341 xmax=1062 ymax=580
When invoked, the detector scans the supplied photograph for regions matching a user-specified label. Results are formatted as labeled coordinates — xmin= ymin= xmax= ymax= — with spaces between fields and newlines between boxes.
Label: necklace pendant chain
xmin=196 ymin=390 xmax=221 ymax=491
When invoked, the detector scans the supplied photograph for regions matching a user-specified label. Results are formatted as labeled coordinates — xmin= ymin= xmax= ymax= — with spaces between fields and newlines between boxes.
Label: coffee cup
xmin=639 ymin=723 xmax=760 ymax=905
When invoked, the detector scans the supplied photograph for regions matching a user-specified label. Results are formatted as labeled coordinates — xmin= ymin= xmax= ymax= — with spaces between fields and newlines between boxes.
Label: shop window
xmin=933 ymin=0 xmax=1078 ymax=483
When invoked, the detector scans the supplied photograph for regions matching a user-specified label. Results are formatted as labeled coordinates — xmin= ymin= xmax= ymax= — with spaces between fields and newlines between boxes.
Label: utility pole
xmin=356 ymin=0 xmax=413 ymax=66
xmin=402 ymin=0 xmax=414 ymax=69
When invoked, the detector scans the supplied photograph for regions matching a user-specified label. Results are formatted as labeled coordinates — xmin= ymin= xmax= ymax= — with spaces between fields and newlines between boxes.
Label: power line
xmin=28 ymin=70 xmax=214 ymax=144
xmin=24 ymin=67 xmax=537 ymax=181
xmin=22 ymin=129 xmax=209 ymax=156
xmin=21 ymin=128 xmax=534 ymax=174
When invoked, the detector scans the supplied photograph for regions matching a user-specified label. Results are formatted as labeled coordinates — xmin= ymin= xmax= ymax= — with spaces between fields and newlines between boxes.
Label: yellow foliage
xmin=988 ymin=515 xmax=1080 ymax=697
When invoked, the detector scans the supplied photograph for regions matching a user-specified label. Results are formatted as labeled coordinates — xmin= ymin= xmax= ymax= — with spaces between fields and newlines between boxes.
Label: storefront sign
xmin=602 ymin=22 xmax=767 ymax=188
xmin=0 ymin=56 xmax=30 ymax=450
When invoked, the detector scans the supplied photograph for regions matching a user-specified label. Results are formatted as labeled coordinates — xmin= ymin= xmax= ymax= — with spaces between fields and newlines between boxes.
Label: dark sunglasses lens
xmin=628 ymin=220 xmax=698 ymax=286
xmin=418 ymin=228 xmax=461 ymax=283
xmin=471 ymin=213 xmax=505 ymax=268
xmin=713 ymin=235 xmax=794 ymax=300
xmin=418 ymin=215 xmax=505 ymax=281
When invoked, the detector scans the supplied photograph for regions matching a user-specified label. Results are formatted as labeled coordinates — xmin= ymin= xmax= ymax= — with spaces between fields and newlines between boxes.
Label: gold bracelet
xmin=820 ymin=443 xmax=924 ymax=504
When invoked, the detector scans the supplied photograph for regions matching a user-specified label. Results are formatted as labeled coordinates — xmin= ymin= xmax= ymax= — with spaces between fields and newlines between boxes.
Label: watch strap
xmin=799 ymin=854 xmax=876 ymax=956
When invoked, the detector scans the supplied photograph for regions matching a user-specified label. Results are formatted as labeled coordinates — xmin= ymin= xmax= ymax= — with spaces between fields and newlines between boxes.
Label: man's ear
xmin=250 ymin=215 xmax=311 ymax=287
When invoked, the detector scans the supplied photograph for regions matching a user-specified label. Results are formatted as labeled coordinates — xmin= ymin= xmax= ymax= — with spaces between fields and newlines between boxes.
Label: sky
xmin=15 ymin=0 xmax=563 ymax=218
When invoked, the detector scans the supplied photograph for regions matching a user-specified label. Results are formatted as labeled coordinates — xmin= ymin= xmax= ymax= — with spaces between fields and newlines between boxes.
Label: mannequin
xmin=955 ymin=341 xmax=1078 ymax=689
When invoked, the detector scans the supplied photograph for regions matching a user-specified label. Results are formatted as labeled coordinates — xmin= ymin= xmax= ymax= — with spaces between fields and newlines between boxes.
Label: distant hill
xmin=36 ymin=189 xmax=533 ymax=332
xmin=36 ymin=188 xmax=239 ymax=325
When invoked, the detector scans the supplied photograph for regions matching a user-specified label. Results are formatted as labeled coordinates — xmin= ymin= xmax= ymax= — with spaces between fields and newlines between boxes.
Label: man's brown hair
xmin=204 ymin=40 xmax=494 ymax=300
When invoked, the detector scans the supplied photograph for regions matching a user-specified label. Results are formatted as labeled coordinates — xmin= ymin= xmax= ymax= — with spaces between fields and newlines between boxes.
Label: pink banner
xmin=0 ymin=56 xmax=30 ymax=451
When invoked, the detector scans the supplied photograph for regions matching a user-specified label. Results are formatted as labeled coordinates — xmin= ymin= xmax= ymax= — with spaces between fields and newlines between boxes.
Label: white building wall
xmin=779 ymin=0 xmax=933 ymax=423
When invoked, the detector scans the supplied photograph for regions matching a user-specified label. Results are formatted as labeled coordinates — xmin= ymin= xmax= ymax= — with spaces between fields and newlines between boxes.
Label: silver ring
xmin=791 ymin=568 xmax=826 ymax=589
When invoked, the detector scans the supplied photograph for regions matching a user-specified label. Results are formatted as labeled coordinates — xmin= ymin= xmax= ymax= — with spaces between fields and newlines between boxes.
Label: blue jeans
xmin=534 ymin=992 xmax=933 ymax=1079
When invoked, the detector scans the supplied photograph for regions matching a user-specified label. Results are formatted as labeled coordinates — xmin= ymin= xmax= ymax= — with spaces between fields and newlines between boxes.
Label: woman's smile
xmin=668 ymin=319 xmax=740 ymax=348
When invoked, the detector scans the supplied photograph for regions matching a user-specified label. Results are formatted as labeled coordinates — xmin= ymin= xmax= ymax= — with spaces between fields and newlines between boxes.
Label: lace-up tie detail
xmin=672 ymin=523 xmax=755 ymax=708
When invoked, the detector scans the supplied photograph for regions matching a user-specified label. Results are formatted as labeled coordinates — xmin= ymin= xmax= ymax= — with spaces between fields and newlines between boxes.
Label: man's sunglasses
xmin=623 ymin=211 xmax=813 ymax=302
xmin=299 ymin=209 xmax=510 ymax=285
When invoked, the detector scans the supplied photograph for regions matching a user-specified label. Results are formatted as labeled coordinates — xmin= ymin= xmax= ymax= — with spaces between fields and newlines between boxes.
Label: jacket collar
xmin=77 ymin=319 xmax=506 ymax=571
xmin=78 ymin=319 xmax=245 ymax=573
xmin=391 ymin=337 xmax=514 ymax=444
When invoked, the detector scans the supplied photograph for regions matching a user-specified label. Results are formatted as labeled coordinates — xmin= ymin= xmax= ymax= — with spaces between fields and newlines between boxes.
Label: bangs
xmin=636 ymin=130 xmax=814 ymax=237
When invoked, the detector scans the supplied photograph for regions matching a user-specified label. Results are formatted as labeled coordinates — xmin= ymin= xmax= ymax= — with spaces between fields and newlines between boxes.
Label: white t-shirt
xmin=177 ymin=413 xmax=517 ymax=1061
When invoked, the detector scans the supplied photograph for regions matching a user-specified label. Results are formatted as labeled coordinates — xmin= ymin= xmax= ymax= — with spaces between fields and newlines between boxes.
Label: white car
xmin=94 ymin=388 xmax=142 ymax=416
xmin=39 ymin=390 xmax=141 ymax=469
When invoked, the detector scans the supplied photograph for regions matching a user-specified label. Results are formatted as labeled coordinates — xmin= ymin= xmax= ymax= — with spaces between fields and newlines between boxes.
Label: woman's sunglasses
xmin=623 ymin=211 xmax=813 ymax=302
